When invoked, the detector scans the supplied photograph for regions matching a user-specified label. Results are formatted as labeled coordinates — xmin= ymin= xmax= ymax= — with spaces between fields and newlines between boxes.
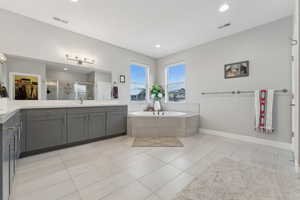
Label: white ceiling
xmin=0 ymin=0 xmax=294 ymax=58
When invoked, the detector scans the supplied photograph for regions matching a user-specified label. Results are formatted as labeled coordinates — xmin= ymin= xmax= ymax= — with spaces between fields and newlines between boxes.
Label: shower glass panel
xmin=59 ymin=80 xmax=76 ymax=100
xmin=75 ymin=82 xmax=94 ymax=100
xmin=46 ymin=80 xmax=94 ymax=100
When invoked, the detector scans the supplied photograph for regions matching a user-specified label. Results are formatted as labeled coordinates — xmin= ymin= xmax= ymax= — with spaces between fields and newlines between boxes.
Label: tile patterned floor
xmin=175 ymin=158 xmax=300 ymax=200
xmin=11 ymin=134 xmax=298 ymax=200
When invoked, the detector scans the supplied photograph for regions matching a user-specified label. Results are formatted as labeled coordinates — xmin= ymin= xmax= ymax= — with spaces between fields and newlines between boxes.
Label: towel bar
xmin=201 ymin=89 xmax=288 ymax=95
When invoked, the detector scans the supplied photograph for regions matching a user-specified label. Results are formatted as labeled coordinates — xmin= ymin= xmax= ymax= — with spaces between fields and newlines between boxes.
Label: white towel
xmin=255 ymin=89 xmax=274 ymax=133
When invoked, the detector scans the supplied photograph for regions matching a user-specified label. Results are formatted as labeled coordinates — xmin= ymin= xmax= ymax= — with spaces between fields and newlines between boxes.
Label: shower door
xmin=46 ymin=80 xmax=95 ymax=100
xmin=74 ymin=82 xmax=94 ymax=100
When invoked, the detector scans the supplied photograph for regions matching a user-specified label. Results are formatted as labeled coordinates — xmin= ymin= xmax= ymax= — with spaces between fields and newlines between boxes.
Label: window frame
xmin=129 ymin=62 xmax=150 ymax=103
xmin=165 ymin=62 xmax=186 ymax=103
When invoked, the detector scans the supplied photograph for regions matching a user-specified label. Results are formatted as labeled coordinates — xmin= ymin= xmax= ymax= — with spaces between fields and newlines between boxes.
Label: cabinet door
xmin=9 ymin=136 xmax=15 ymax=196
xmin=2 ymin=134 xmax=10 ymax=200
xmin=67 ymin=114 xmax=89 ymax=143
xmin=89 ymin=112 xmax=106 ymax=139
xmin=16 ymin=126 xmax=21 ymax=159
xmin=26 ymin=116 xmax=67 ymax=151
xmin=106 ymin=111 xmax=126 ymax=136
xmin=20 ymin=114 xmax=26 ymax=154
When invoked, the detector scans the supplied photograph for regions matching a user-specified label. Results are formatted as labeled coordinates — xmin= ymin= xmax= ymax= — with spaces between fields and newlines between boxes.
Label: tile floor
xmin=11 ymin=134 xmax=298 ymax=200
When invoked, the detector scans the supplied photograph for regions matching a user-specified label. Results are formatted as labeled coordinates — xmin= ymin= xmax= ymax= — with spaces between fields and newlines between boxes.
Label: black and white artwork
xmin=224 ymin=61 xmax=249 ymax=79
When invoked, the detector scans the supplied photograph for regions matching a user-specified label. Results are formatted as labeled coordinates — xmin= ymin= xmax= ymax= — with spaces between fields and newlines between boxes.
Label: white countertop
xmin=0 ymin=100 xmax=127 ymax=124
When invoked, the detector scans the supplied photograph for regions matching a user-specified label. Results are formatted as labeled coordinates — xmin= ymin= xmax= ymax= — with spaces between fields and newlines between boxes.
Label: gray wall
xmin=6 ymin=57 xmax=47 ymax=99
xmin=157 ymin=17 xmax=293 ymax=143
xmin=0 ymin=9 xmax=156 ymax=104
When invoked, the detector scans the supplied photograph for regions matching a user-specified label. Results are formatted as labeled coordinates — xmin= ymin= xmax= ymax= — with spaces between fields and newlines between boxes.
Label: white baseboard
xmin=199 ymin=128 xmax=292 ymax=151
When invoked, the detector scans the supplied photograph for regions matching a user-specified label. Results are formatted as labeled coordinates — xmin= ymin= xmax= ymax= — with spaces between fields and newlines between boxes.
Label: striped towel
xmin=255 ymin=89 xmax=274 ymax=133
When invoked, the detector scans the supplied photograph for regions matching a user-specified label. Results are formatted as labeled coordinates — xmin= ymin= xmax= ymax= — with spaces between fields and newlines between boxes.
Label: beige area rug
xmin=174 ymin=158 xmax=300 ymax=200
xmin=132 ymin=137 xmax=184 ymax=147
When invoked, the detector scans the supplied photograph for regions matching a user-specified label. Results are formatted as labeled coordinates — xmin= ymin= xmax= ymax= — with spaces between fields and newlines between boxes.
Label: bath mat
xmin=132 ymin=137 xmax=184 ymax=147
xmin=174 ymin=158 xmax=300 ymax=200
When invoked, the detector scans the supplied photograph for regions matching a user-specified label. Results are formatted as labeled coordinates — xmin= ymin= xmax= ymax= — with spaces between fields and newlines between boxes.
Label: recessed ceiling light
xmin=64 ymin=67 xmax=68 ymax=71
xmin=219 ymin=3 xmax=230 ymax=13
xmin=155 ymin=44 xmax=161 ymax=48
xmin=70 ymin=0 xmax=79 ymax=2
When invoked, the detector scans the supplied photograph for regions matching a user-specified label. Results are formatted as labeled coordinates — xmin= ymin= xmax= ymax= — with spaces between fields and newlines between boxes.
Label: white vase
xmin=154 ymin=100 xmax=161 ymax=111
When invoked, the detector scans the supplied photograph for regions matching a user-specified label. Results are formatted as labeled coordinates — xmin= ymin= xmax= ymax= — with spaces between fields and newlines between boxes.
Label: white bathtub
xmin=130 ymin=111 xmax=186 ymax=117
xmin=128 ymin=111 xmax=200 ymax=137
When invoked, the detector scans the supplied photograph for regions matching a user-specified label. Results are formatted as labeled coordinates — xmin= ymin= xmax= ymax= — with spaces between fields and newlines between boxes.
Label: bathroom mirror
xmin=46 ymin=63 xmax=96 ymax=100
xmin=1 ymin=54 xmax=113 ymax=101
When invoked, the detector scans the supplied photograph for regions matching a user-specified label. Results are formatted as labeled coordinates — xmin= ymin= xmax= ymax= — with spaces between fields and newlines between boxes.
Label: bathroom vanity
xmin=22 ymin=105 xmax=127 ymax=155
xmin=0 ymin=104 xmax=127 ymax=200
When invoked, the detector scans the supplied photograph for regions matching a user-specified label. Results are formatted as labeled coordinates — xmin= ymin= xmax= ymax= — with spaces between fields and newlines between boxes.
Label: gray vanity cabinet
xmin=88 ymin=112 xmax=106 ymax=139
xmin=25 ymin=109 xmax=67 ymax=151
xmin=23 ymin=106 xmax=127 ymax=152
xmin=67 ymin=113 xmax=89 ymax=143
xmin=1 ymin=111 xmax=21 ymax=200
xmin=107 ymin=110 xmax=126 ymax=136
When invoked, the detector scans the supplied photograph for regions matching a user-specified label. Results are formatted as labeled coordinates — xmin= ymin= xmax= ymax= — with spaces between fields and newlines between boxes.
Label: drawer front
xmin=67 ymin=108 xmax=93 ymax=115
xmin=26 ymin=109 xmax=66 ymax=120
xmin=105 ymin=106 xmax=127 ymax=112
xmin=67 ymin=106 xmax=124 ymax=114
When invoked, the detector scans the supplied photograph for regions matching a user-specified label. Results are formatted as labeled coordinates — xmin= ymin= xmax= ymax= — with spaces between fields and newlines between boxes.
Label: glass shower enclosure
xmin=46 ymin=80 xmax=95 ymax=100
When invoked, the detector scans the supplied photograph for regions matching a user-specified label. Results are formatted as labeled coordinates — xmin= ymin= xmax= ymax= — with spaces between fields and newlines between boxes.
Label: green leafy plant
xmin=150 ymin=85 xmax=165 ymax=100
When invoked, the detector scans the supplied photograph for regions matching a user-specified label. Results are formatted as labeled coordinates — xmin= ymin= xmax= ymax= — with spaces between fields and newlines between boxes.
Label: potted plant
xmin=150 ymin=85 xmax=165 ymax=111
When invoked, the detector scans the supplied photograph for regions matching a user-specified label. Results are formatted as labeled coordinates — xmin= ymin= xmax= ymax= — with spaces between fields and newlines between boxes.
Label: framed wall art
xmin=224 ymin=61 xmax=249 ymax=79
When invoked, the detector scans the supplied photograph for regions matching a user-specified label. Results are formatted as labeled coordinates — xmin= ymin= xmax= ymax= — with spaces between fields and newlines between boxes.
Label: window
xmin=166 ymin=63 xmax=186 ymax=102
xmin=130 ymin=63 xmax=149 ymax=101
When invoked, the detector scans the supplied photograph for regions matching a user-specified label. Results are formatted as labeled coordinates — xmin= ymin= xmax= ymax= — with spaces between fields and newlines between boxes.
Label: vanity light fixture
xmin=219 ymin=3 xmax=230 ymax=13
xmin=65 ymin=54 xmax=95 ymax=65
xmin=0 ymin=53 xmax=7 ymax=64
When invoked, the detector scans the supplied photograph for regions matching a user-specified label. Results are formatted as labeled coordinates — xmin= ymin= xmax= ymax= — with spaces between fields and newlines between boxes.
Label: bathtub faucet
xmin=157 ymin=110 xmax=164 ymax=116
xmin=153 ymin=110 xmax=160 ymax=116
xmin=153 ymin=110 xmax=164 ymax=116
